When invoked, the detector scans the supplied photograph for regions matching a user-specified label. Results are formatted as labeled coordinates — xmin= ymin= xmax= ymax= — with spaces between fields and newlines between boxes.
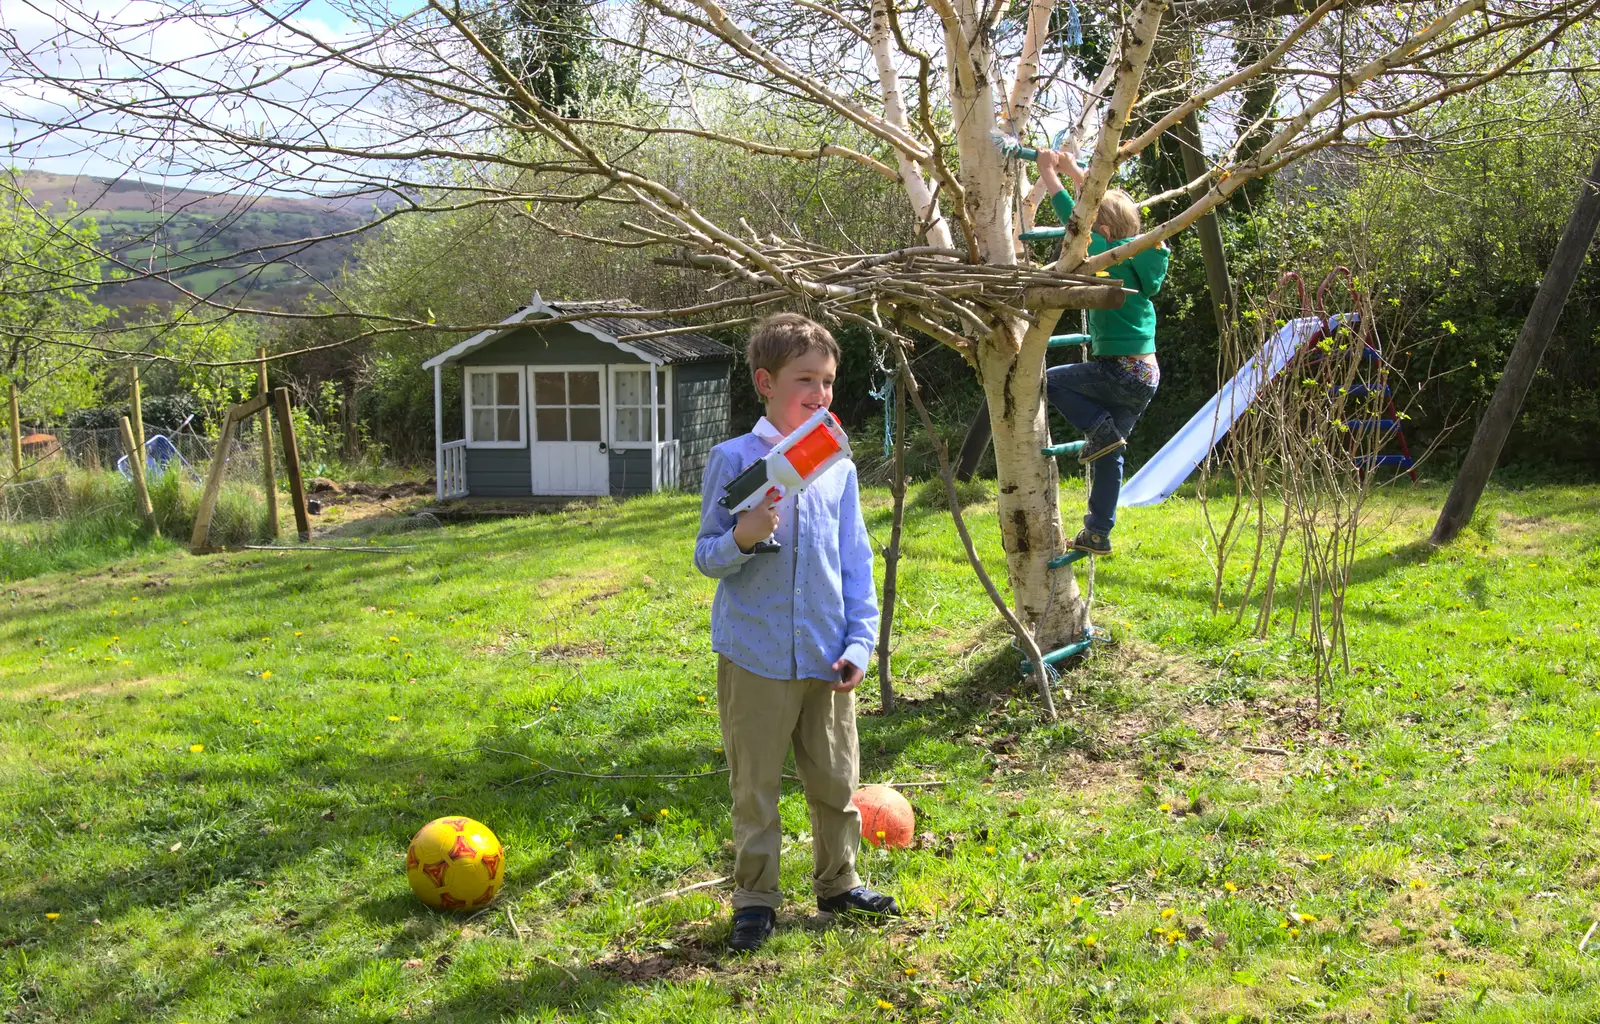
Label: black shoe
xmin=727 ymin=907 xmax=776 ymax=952
xmin=817 ymin=886 xmax=901 ymax=917
xmin=1068 ymin=528 xmax=1112 ymax=555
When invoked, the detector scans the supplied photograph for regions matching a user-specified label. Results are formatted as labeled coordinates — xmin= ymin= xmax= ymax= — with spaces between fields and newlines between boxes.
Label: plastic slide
xmin=1119 ymin=315 xmax=1324 ymax=507
xmin=117 ymin=433 xmax=199 ymax=483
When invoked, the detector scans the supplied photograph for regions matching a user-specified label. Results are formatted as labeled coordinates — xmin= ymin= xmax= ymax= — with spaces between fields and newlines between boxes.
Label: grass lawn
xmin=2 ymin=478 xmax=1598 ymax=1022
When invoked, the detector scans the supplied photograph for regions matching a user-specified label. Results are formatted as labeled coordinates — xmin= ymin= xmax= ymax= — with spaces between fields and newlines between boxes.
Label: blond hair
xmin=1095 ymin=189 xmax=1141 ymax=241
xmin=745 ymin=313 xmax=840 ymax=385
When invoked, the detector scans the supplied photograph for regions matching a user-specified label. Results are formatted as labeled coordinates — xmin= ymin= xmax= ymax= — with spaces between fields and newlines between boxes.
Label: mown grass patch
xmin=2 ymin=481 xmax=1598 ymax=1022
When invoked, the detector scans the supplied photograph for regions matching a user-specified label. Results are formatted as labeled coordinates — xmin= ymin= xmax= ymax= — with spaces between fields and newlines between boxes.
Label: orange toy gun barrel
xmin=718 ymin=408 xmax=852 ymax=553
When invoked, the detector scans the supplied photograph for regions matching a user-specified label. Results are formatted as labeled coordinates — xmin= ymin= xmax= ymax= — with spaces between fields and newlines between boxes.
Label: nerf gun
xmin=718 ymin=407 xmax=852 ymax=554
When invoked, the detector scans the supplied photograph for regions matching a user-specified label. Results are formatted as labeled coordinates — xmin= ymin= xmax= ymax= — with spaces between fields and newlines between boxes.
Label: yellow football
xmin=405 ymin=816 xmax=505 ymax=911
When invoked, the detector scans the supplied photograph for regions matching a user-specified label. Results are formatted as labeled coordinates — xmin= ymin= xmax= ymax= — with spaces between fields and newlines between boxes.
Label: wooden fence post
xmin=129 ymin=366 xmax=146 ymax=465
xmin=273 ymin=388 xmax=312 ymax=542
xmin=119 ymin=415 xmax=158 ymax=536
xmin=191 ymin=409 xmax=240 ymax=553
xmin=7 ymin=382 xmax=20 ymax=477
xmin=259 ymin=347 xmax=279 ymax=537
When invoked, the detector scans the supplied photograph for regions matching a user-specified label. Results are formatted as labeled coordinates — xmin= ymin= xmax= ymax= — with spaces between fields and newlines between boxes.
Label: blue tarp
xmin=1120 ymin=315 xmax=1327 ymax=508
xmin=117 ymin=433 xmax=198 ymax=482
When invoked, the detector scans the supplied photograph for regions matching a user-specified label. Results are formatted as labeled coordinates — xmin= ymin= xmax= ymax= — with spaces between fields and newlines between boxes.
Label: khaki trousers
xmin=717 ymin=654 xmax=862 ymax=910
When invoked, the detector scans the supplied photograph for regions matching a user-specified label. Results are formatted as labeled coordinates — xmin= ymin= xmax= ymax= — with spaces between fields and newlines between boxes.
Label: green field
xmin=3 ymin=481 xmax=1598 ymax=1021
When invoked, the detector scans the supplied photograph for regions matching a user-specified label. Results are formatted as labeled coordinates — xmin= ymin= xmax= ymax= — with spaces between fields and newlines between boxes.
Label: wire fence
xmin=1 ymin=420 xmax=277 ymax=524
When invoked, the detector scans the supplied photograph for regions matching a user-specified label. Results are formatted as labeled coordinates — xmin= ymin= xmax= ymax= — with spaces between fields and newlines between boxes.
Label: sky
xmin=0 ymin=0 xmax=388 ymax=192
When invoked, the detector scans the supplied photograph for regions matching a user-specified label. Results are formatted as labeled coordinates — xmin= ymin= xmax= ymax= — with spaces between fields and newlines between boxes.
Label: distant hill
xmin=7 ymin=170 xmax=383 ymax=310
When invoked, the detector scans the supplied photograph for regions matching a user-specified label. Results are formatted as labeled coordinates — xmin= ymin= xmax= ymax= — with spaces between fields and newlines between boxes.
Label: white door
xmin=529 ymin=366 xmax=609 ymax=495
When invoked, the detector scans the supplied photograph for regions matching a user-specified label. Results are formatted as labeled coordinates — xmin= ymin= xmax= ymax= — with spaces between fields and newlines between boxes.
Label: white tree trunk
xmin=978 ymin=315 xmax=1088 ymax=647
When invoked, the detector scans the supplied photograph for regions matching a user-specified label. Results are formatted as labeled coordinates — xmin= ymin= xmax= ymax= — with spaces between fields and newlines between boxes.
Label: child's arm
xmin=1036 ymin=148 xmax=1086 ymax=195
xmin=831 ymin=463 xmax=879 ymax=690
xmin=694 ymin=447 xmax=772 ymax=578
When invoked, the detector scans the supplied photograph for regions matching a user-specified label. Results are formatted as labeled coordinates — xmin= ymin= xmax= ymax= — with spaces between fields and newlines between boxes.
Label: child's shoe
xmin=1079 ymin=435 xmax=1127 ymax=464
xmin=1067 ymin=528 xmax=1112 ymax=555
xmin=817 ymin=886 xmax=901 ymax=917
xmin=727 ymin=907 xmax=776 ymax=952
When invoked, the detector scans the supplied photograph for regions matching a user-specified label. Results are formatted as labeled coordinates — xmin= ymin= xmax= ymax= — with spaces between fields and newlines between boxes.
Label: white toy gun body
xmin=719 ymin=407 xmax=852 ymax=554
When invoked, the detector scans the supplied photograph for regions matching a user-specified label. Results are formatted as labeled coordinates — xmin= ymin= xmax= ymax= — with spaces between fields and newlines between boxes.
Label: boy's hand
xmin=1035 ymin=148 xmax=1059 ymax=174
xmin=733 ymin=489 xmax=780 ymax=552
xmin=830 ymin=657 xmax=864 ymax=692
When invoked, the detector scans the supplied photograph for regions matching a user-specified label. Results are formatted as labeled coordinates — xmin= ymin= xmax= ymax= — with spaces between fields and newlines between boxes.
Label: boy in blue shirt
xmin=695 ymin=312 xmax=897 ymax=952
xmin=1037 ymin=147 xmax=1169 ymax=555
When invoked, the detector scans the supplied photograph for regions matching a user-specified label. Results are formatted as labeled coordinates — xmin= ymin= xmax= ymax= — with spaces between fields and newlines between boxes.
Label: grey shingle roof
xmin=545 ymin=299 xmax=736 ymax=365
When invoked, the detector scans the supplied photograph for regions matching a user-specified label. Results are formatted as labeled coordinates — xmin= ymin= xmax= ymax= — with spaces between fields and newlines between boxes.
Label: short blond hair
xmin=745 ymin=313 xmax=840 ymax=385
xmin=1095 ymin=189 xmax=1141 ymax=240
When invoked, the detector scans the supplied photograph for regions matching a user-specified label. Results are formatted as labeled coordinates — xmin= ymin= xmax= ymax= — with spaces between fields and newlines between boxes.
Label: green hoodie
xmin=1050 ymin=189 xmax=1169 ymax=356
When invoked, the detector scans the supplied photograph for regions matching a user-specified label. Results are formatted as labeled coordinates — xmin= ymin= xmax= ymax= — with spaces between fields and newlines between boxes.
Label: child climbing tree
xmin=5 ymin=0 xmax=1594 ymax=694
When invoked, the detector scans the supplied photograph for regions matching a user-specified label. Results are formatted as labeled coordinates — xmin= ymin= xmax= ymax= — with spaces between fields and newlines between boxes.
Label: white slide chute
xmin=1120 ymin=316 xmax=1325 ymax=508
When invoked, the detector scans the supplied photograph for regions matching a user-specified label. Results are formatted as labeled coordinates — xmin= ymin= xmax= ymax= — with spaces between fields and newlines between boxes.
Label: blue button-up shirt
xmin=694 ymin=427 xmax=878 ymax=682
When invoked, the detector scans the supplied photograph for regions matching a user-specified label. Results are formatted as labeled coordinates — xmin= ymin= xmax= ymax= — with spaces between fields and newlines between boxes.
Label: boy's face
xmin=755 ymin=351 xmax=836 ymax=435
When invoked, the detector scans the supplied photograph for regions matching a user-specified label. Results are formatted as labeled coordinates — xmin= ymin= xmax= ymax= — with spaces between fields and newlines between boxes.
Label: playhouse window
xmin=465 ymin=368 xmax=524 ymax=446
xmin=532 ymin=370 xmax=603 ymax=442
xmin=611 ymin=366 xmax=669 ymax=445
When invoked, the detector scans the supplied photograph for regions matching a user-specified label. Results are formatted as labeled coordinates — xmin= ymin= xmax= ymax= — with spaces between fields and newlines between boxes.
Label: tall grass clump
xmin=0 ymin=466 xmax=270 ymax=581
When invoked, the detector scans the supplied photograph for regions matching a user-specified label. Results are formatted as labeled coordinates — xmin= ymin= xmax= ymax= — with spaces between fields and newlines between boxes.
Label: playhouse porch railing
xmin=655 ymin=438 xmax=680 ymax=491
xmin=439 ymin=439 xmax=468 ymax=498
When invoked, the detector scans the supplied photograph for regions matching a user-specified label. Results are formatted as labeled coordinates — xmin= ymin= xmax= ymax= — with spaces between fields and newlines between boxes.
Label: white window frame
xmin=607 ymin=364 xmax=673 ymax=450
xmin=529 ymin=364 xmax=608 ymax=446
xmin=463 ymin=365 xmax=527 ymax=449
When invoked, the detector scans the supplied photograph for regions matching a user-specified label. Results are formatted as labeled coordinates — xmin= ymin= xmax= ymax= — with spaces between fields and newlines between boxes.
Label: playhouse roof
xmin=422 ymin=293 xmax=736 ymax=370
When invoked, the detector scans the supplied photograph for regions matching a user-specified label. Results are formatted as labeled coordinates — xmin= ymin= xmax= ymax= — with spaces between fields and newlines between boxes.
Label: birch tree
xmin=2 ymin=0 xmax=1593 ymax=667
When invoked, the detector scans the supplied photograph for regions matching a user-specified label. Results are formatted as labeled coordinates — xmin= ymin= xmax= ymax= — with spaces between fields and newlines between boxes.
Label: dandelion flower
xmin=313 ymin=735 xmax=323 ymax=741
xmin=388 ymin=636 xmax=399 ymax=643
xmin=876 ymin=830 xmax=887 ymax=840
xmin=1158 ymin=803 xmax=1172 ymax=813
xmin=876 ymin=999 xmax=894 ymax=1010
xmin=260 ymin=671 xmax=272 ymax=679
xmin=45 ymin=913 xmax=60 ymax=921
xmin=1223 ymin=881 xmax=1239 ymax=893
xmin=253 ymin=719 xmax=261 ymax=724
xmin=985 ymin=845 xmax=996 ymax=854
xmin=615 ymin=834 xmax=623 ymax=840
xmin=1316 ymin=853 xmax=1333 ymax=862
xmin=122 ymin=660 xmax=132 ymax=666
xmin=696 ymin=695 xmax=707 ymax=703
xmin=190 ymin=744 xmax=204 ymax=753
xmin=658 ymin=809 xmax=669 ymax=817
xmin=294 ymin=632 xmax=302 ymax=637
xmin=903 ymin=968 xmax=917 ymax=977
xmin=1069 ymin=895 xmax=1084 ymax=907
xmin=387 ymin=715 xmax=401 ymax=722
xmin=111 ymin=636 xmax=119 ymax=642
xmin=1160 ymin=908 xmax=1175 ymax=919
xmin=1410 ymin=877 xmax=1426 ymax=890
xmin=384 ymin=609 xmax=394 ymax=615
xmin=1289 ymin=927 xmax=1300 ymax=937
xmin=1082 ymin=934 xmax=1098 ymax=947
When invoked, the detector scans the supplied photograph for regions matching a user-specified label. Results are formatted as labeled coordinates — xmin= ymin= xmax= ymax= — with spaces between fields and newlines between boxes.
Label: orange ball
xmin=852 ymin=784 xmax=914 ymax=849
